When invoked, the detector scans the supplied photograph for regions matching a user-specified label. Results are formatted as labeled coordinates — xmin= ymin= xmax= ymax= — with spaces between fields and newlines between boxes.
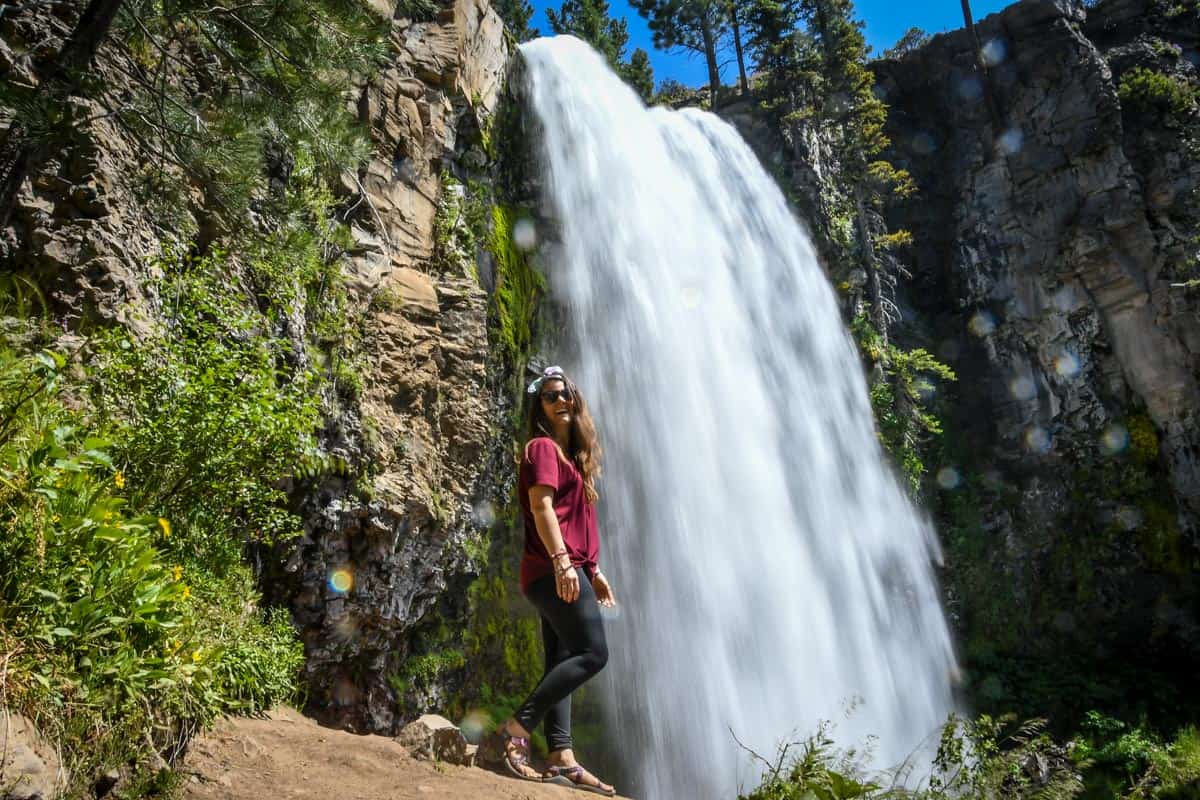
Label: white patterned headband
xmin=526 ymin=365 xmax=566 ymax=395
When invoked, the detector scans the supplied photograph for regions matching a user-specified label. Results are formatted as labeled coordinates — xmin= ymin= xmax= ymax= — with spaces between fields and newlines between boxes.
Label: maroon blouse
xmin=517 ymin=437 xmax=599 ymax=593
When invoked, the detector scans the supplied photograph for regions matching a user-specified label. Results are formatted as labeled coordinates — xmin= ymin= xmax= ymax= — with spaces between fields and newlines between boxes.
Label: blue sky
xmin=527 ymin=0 xmax=1016 ymax=87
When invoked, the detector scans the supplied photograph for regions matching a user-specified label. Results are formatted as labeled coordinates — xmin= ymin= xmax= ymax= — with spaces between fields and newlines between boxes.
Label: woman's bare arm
xmin=530 ymin=485 xmax=579 ymax=603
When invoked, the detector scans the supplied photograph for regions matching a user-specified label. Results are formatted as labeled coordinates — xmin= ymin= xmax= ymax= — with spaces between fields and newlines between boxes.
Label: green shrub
xmin=89 ymin=250 xmax=322 ymax=568
xmin=0 ymin=347 xmax=202 ymax=795
xmin=1118 ymin=68 xmax=1198 ymax=119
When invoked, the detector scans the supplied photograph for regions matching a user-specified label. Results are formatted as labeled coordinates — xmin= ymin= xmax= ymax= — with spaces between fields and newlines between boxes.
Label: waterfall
xmin=517 ymin=35 xmax=959 ymax=800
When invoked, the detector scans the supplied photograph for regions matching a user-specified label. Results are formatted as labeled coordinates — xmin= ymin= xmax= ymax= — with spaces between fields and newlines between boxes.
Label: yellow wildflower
xmin=51 ymin=514 xmax=60 ymax=523
xmin=158 ymin=517 xmax=171 ymax=538
xmin=114 ymin=471 xmax=125 ymax=489
xmin=181 ymin=585 xmax=191 ymax=600
xmin=191 ymin=649 xmax=202 ymax=663
xmin=172 ymin=565 xmax=182 ymax=581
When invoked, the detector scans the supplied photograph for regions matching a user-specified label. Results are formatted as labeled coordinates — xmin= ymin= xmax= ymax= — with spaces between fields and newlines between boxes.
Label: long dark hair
xmin=524 ymin=372 xmax=602 ymax=504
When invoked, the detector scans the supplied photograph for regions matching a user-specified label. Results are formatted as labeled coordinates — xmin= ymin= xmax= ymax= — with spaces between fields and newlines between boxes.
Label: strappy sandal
xmin=542 ymin=763 xmax=616 ymax=796
xmin=497 ymin=728 xmax=542 ymax=782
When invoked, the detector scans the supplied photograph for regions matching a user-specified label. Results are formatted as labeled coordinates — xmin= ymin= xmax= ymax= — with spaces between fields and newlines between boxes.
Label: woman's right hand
xmin=554 ymin=555 xmax=579 ymax=603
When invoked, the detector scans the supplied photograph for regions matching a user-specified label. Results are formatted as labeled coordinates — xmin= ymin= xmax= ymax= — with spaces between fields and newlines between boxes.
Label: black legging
xmin=513 ymin=568 xmax=609 ymax=752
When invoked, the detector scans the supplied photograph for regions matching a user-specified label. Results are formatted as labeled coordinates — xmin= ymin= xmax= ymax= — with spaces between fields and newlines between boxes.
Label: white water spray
xmin=518 ymin=36 xmax=958 ymax=799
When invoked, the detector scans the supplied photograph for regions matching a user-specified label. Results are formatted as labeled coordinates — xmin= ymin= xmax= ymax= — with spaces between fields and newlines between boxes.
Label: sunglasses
xmin=540 ymin=389 xmax=574 ymax=404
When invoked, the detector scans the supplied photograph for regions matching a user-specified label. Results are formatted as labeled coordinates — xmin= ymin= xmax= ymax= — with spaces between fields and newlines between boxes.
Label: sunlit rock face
xmin=1 ymin=0 xmax=510 ymax=735
xmin=866 ymin=0 xmax=1200 ymax=715
xmin=270 ymin=0 xmax=510 ymax=733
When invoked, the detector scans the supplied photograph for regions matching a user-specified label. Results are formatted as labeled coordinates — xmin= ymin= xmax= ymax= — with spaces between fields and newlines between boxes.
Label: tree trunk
xmin=729 ymin=3 xmax=749 ymax=95
xmin=960 ymin=0 xmax=1003 ymax=136
xmin=0 ymin=0 xmax=125 ymax=229
xmin=854 ymin=186 xmax=887 ymax=347
xmin=699 ymin=16 xmax=721 ymax=100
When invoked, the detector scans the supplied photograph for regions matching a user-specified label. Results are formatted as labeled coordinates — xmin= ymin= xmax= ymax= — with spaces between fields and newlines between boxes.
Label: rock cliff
xmin=870 ymin=0 xmax=1199 ymax=719
xmin=2 ymin=0 xmax=515 ymax=736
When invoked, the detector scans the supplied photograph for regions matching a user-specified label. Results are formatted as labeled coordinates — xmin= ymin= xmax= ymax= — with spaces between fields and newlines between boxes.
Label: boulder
xmin=395 ymin=714 xmax=476 ymax=766
xmin=0 ymin=712 xmax=65 ymax=800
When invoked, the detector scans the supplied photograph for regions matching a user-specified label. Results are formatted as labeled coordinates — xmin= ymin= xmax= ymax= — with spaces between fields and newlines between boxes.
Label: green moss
xmin=1126 ymin=414 xmax=1160 ymax=464
xmin=489 ymin=204 xmax=546 ymax=377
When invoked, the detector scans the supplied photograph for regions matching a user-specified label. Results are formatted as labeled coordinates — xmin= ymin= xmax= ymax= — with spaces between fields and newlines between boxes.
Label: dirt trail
xmin=180 ymin=707 xmax=635 ymax=800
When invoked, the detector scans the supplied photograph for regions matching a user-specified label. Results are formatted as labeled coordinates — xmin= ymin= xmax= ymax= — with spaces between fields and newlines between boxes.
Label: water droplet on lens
xmin=1023 ymin=426 xmax=1051 ymax=454
xmin=997 ymin=128 xmax=1024 ymax=155
xmin=968 ymin=310 xmax=995 ymax=337
xmin=1053 ymin=351 xmax=1080 ymax=379
xmin=911 ymin=131 xmax=936 ymax=155
xmin=982 ymin=469 xmax=1005 ymax=490
xmin=513 ymin=218 xmax=538 ymax=251
xmin=1101 ymin=424 xmax=1129 ymax=456
xmin=1009 ymin=375 xmax=1036 ymax=401
xmin=1052 ymin=284 xmax=1080 ymax=312
xmin=472 ymin=501 xmax=496 ymax=527
xmin=936 ymin=467 xmax=961 ymax=490
xmin=981 ymin=38 xmax=1007 ymax=67
xmin=459 ymin=709 xmax=492 ymax=743
xmin=1116 ymin=505 xmax=1143 ymax=530
xmin=956 ymin=75 xmax=983 ymax=102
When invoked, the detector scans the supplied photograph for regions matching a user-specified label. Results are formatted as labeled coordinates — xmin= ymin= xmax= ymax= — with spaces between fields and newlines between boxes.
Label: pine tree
xmin=622 ymin=48 xmax=657 ymax=101
xmin=547 ymin=0 xmax=656 ymax=100
xmin=494 ymin=0 xmax=540 ymax=42
xmin=628 ymin=0 xmax=726 ymax=98
xmin=0 ymin=0 xmax=389 ymax=254
xmin=727 ymin=0 xmax=750 ymax=95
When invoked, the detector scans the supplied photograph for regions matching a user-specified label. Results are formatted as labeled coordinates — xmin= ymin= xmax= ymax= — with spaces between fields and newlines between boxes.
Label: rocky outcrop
xmin=867 ymin=0 xmax=1200 ymax=716
xmin=275 ymin=0 xmax=510 ymax=733
xmin=2 ymin=0 xmax=513 ymax=736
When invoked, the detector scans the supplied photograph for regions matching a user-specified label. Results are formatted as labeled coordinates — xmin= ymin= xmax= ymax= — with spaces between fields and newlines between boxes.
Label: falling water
xmin=518 ymin=36 xmax=959 ymax=800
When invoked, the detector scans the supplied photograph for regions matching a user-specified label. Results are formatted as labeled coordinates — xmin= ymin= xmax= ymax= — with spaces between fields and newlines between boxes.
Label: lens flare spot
xmin=1052 ymin=284 xmax=1081 ymax=312
xmin=997 ymin=128 xmax=1024 ymax=156
xmin=955 ymin=75 xmax=983 ymax=102
xmin=513 ymin=218 xmax=538 ymax=251
xmin=911 ymin=131 xmax=936 ymax=155
xmin=938 ymin=338 xmax=962 ymax=362
xmin=333 ymin=614 xmax=360 ymax=642
xmin=1009 ymin=375 xmax=1037 ymax=401
xmin=981 ymin=38 xmax=1007 ymax=67
xmin=1053 ymin=351 xmax=1080 ymax=379
xmin=329 ymin=568 xmax=354 ymax=594
xmin=1101 ymin=424 xmax=1129 ymax=456
xmin=968 ymin=310 xmax=995 ymax=337
xmin=459 ymin=709 xmax=492 ymax=744
xmin=680 ymin=286 xmax=702 ymax=310
xmin=1023 ymin=426 xmax=1051 ymax=454
xmin=600 ymin=602 xmax=622 ymax=621
xmin=1116 ymin=505 xmax=1143 ymax=530
xmin=936 ymin=466 xmax=961 ymax=490
xmin=472 ymin=501 xmax=496 ymax=527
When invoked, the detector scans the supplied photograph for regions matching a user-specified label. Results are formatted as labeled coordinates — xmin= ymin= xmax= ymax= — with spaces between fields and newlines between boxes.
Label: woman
xmin=496 ymin=365 xmax=617 ymax=796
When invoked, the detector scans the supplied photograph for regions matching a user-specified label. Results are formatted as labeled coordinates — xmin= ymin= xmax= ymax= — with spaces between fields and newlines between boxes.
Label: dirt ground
xmin=179 ymin=706 xmax=634 ymax=800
